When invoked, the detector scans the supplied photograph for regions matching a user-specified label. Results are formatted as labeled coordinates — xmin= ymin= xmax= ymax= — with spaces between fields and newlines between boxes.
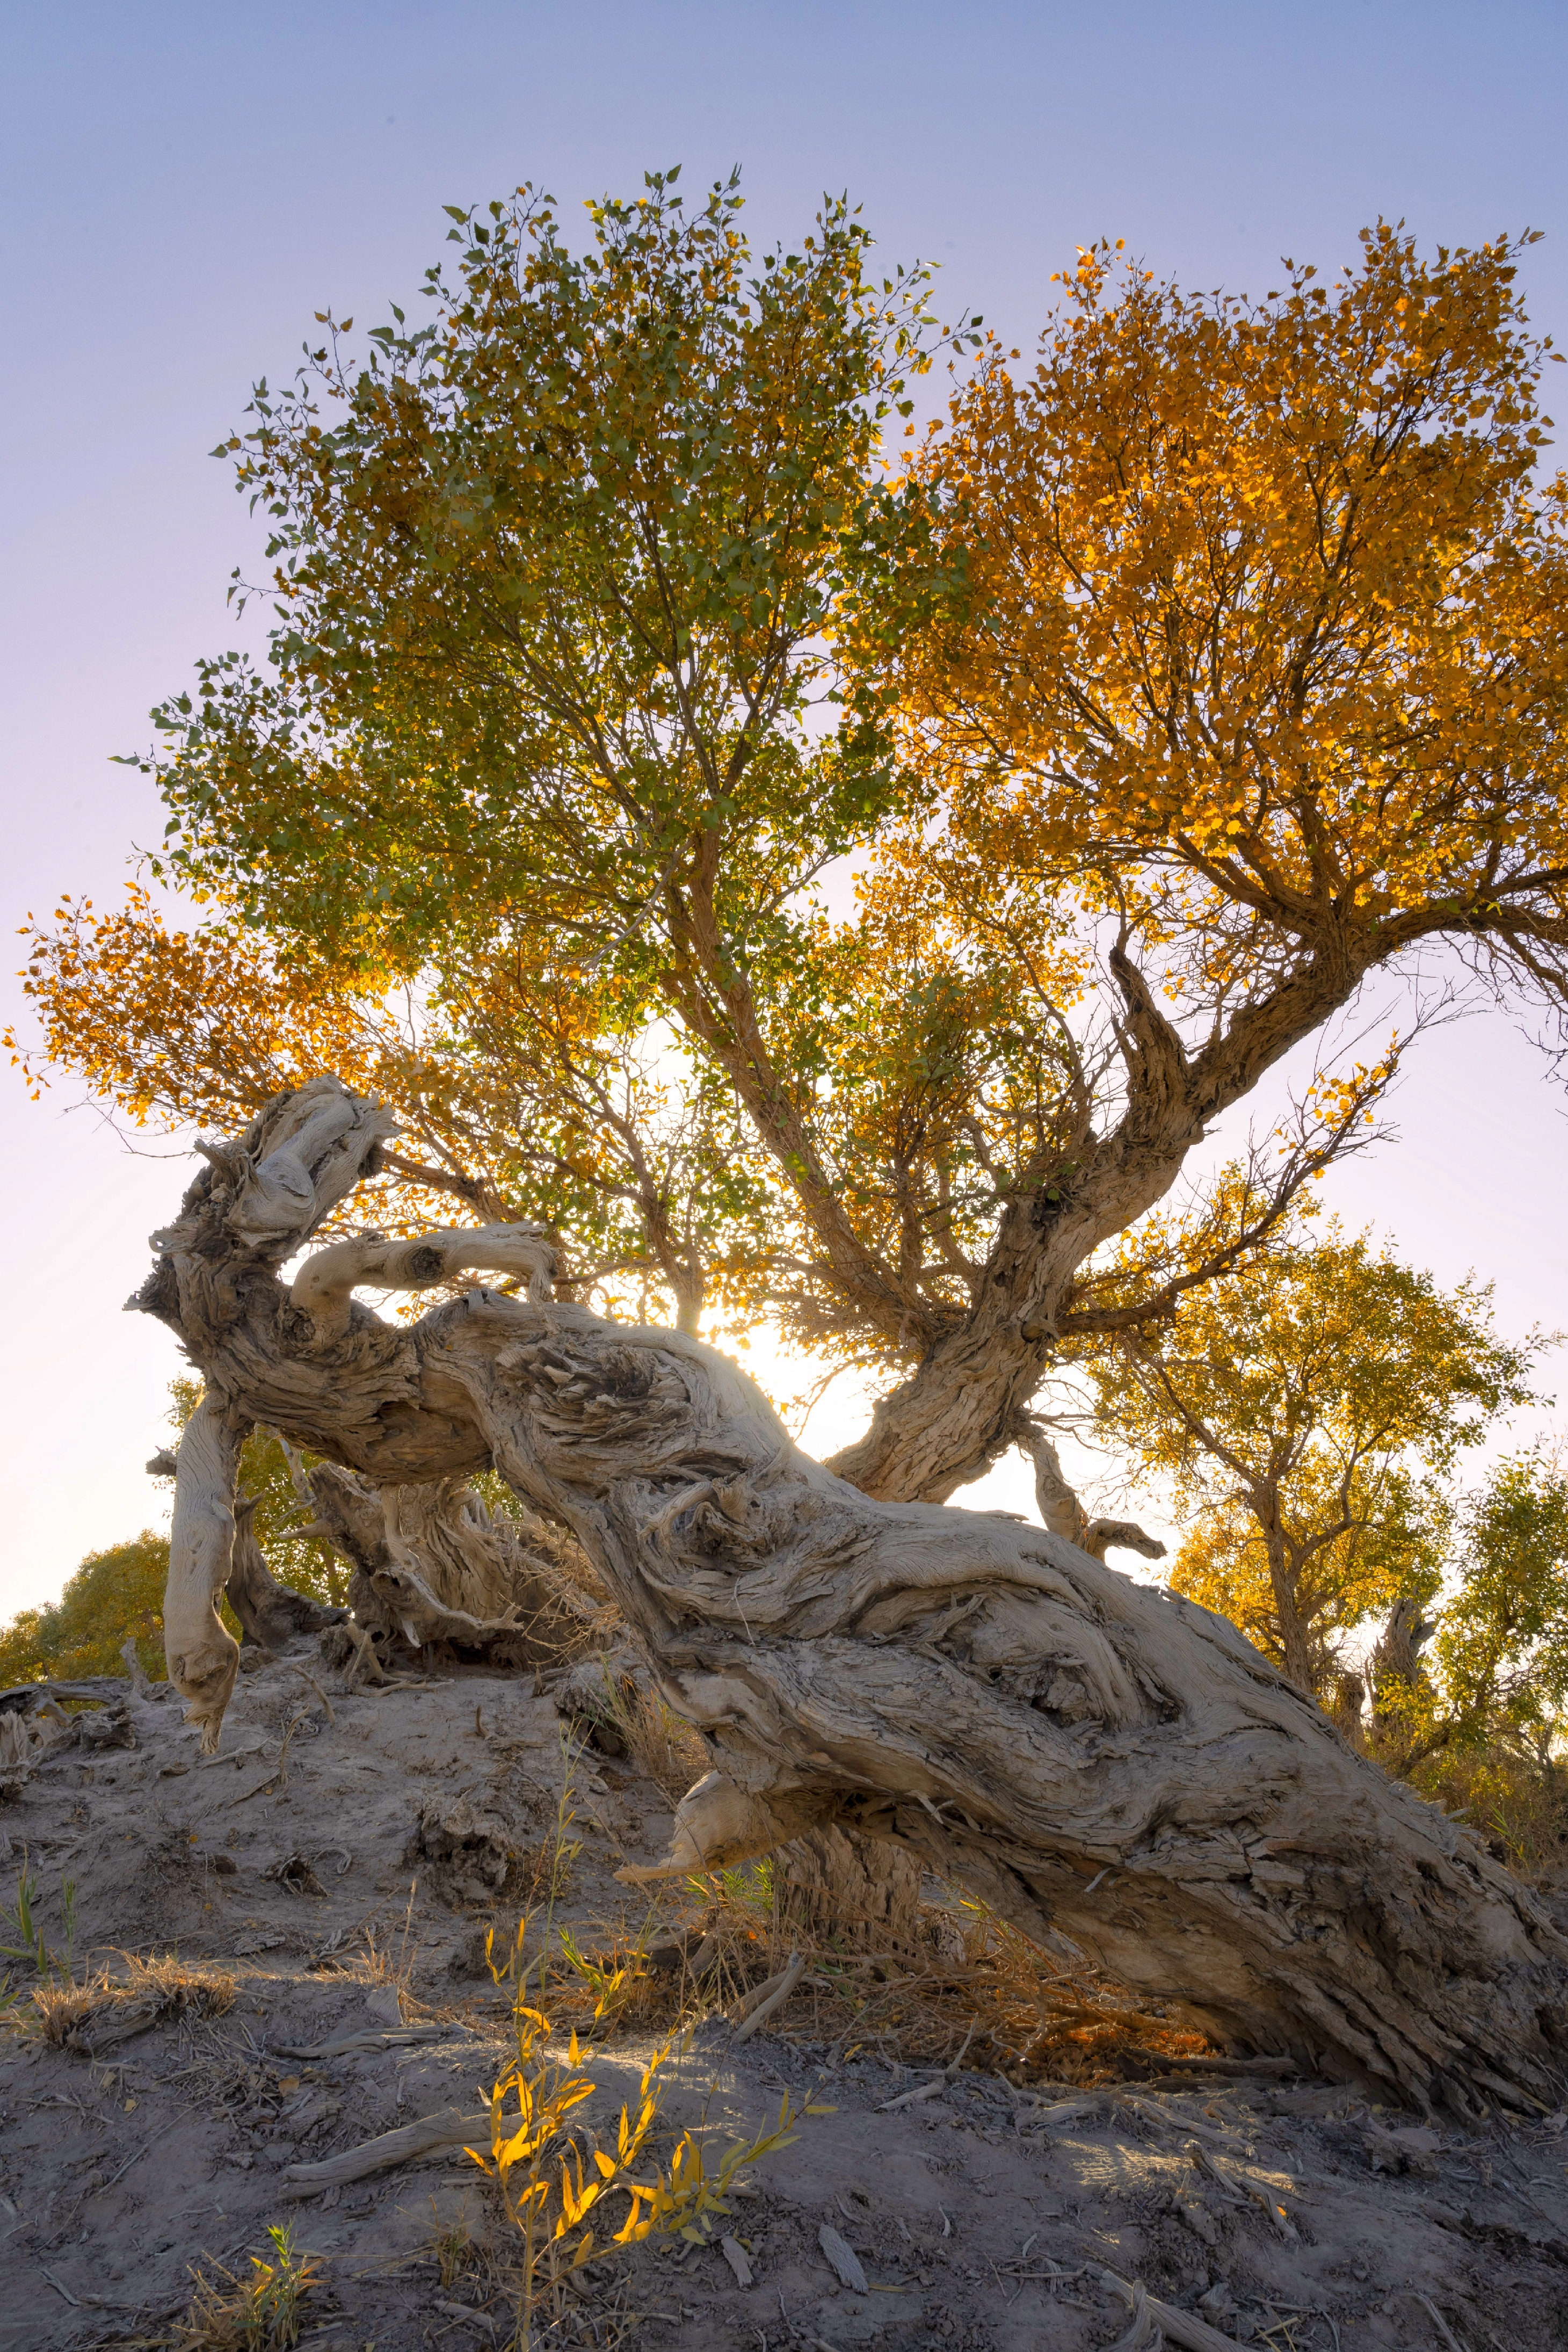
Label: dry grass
xmin=498 ymin=1859 xmax=1213 ymax=2086
xmin=31 ymin=1972 xmax=113 ymax=2046
xmin=124 ymin=1952 xmax=236 ymax=2016
xmin=502 ymin=1498 xmax=623 ymax=1667
xmin=618 ymin=1689 xmax=709 ymax=1806
xmin=318 ymin=1878 xmax=425 ymax=2018
xmin=32 ymin=1953 xmax=234 ymax=2049
xmin=1410 ymin=1745 xmax=1568 ymax=1884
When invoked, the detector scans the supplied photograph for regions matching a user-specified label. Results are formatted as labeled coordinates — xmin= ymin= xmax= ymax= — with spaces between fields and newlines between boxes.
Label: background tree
xmin=1370 ymin=1454 xmax=1568 ymax=1882
xmin=1079 ymin=1187 xmax=1542 ymax=1690
xmin=1423 ymin=1450 xmax=1568 ymax=1756
xmin=0 ymin=1534 xmax=169 ymax=1685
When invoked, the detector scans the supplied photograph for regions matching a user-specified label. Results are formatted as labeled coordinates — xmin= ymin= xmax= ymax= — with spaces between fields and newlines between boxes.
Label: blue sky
xmin=3 ymin=0 xmax=1566 ymax=1609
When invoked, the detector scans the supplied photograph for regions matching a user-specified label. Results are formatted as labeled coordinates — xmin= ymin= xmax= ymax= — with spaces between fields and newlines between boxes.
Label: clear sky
xmin=3 ymin=0 xmax=1566 ymax=1614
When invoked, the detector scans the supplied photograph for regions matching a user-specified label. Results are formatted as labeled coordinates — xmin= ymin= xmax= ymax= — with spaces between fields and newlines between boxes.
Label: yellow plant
xmin=615 ymin=2093 xmax=814 ymax=2247
xmin=175 ymin=2223 xmax=321 ymax=2351
xmin=467 ymin=1996 xmax=654 ymax=2347
xmin=468 ymin=1918 xmax=814 ymax=2347
xmin=555 ymin=1925 xmax=636 ymax=2034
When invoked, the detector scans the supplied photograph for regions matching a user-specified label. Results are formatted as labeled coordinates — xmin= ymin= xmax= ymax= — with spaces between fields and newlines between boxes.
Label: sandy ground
xmin=2 ymin=1648 xmax=1566 ymax=2351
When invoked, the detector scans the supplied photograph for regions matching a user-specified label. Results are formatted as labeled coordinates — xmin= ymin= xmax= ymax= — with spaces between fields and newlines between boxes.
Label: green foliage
xmin=142 ymin=169 xmax=963 ymax=977
xmin=1354 ymin=1453 xmax=1568 ymax=1878
xmin=1379 ymin=1452 xmax=1568 ymax=1765
xmin=1428 ymin=1451 xmax=1568 ymax=1745
xmin=0 ymin=1532 xmax=169 ymax=1687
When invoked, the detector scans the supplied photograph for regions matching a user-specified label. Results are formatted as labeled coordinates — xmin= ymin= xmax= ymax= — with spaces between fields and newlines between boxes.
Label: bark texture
xmin=300 ymin=1461 xmax=606 ymax=1664
xmin=781 ymin=1826 xmax=925 ymax=1957
xmin=224 ymin=1495 xmax=348 ymax=1651
xmin=139 ymin=1078 xmax=1568 ymax=2110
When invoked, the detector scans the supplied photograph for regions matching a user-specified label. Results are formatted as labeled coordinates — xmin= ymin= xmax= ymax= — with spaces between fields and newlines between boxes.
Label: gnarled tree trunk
xmin=138 ymin=1079 xmax=1567 ymax=2111
xmin=300 ymin=1460 xmax=607 ymax=1665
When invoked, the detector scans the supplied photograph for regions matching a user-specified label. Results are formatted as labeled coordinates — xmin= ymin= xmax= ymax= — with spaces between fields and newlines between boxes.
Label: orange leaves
xmin=5 ymin=884 xmax=374 ymax=1128
xmin=879 ymin=225 xmax=1568 ymax=1000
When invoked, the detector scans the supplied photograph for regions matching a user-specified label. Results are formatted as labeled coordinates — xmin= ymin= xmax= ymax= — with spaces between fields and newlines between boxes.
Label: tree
xmin=1376 ymin=1452 xmax=1568 ymax=1766
xmin=0 ymin=1534 xmax=169 ymax=1686
xmin=135 ymin=1077 xmax=1568 ymax=2108
xmin=13 ymin=182 xmax=1568 ymax=2044
xmin=851 ymin=222 xmax=1568 ymax=1496
xmin=19 ymin=194 xmax=1541 ymax=1505
xmin=1080 ymin=1186 xmax=1542 ymax=1690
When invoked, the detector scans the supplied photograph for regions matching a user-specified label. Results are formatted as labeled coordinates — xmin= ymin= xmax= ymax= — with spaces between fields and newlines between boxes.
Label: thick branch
xmin=162 ymin=1393 xmax=246 ymax=1750
xmin=1024 ymin=1431 xmax=1166 ymax=1564
xmin=291 ymin=1221 xmax=557 ymax=1339
xmin=827 ymin=942 xmax=1375 ymax=1501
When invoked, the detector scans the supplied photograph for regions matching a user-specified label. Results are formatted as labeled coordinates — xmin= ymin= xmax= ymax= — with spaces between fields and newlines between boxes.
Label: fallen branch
xmin=281 ymin=2106 xmax=490 ymax=2196
xmin=1098 ymin=2267 xmax=1249 ymax=2351
xmin=879 ymin=2023 xmax=977 ymax=2110
xmin=273 ymin=2025 xmax=458 ymax=2060
xmin=731 ymin=1952 xmax=805 ymax=2044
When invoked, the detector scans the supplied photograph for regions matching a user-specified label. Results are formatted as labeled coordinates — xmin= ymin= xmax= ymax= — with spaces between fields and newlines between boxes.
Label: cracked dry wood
xmin=302 ymin=1458 xmax=606 ymax=1661
xmin=137 ymin=1077 xmax=1568 ymax=2110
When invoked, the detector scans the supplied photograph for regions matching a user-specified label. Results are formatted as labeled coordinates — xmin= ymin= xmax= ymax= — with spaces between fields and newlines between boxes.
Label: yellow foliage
xmin=6 ymin=882 xmax=376 ymax=1126
xmin=1085 ymin=1175 xmax=1541 ymax=1688
xmin=16 ymin=205 xmax=1568 ymax=1494
xmin=891 ymin=225 xmax=1568 ymax=1008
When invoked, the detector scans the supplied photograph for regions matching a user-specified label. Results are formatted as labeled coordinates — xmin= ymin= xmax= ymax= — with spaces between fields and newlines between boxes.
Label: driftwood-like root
xmin=225 ymin=1496 xmax=348 ymax=1652
xmin=137 ymin=1079 xmax=1568 ymax=2107
xmin=302 ymin=1461 xmax=606 ymax=1664
xmin=163 ymin=1393 xmax=245 ymax=1751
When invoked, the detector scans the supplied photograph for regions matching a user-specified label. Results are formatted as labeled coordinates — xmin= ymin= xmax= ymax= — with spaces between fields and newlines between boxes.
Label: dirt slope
xmin=1 ymin=1651 xmax=1564 ymax=2351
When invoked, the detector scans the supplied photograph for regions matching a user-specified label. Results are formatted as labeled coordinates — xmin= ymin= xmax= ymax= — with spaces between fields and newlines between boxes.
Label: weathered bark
xmin=140 ymin=1079 xmax=1568 ymax=2109
xmin=301 ymin=1460 xmax=606 ymax=1664
xmin=1370 ymin=1597 xmax=1435 ymax=1714
xmin=224 ymin=1494 xmax=348 ymax=1651
xmin=162 ymin=1390 xmax=248 ymax=1736
xmin=782 ymin=1826 xmax=924 ymax=1957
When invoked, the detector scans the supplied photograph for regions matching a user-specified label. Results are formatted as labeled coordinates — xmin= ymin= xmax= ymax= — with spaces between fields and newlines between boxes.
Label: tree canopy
xmin=1382 ymin=1450 xmax=1568 ymax=1767
xmin=12 ymin=186 xmax=1568 ymax=1506
xmin=0 ymin=1533 xmax=170 ymax=1686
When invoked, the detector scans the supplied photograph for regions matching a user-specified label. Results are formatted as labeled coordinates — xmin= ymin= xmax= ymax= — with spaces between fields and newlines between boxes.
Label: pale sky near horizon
xmin=3 ymin=0 xmax=1566 ymax=1618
